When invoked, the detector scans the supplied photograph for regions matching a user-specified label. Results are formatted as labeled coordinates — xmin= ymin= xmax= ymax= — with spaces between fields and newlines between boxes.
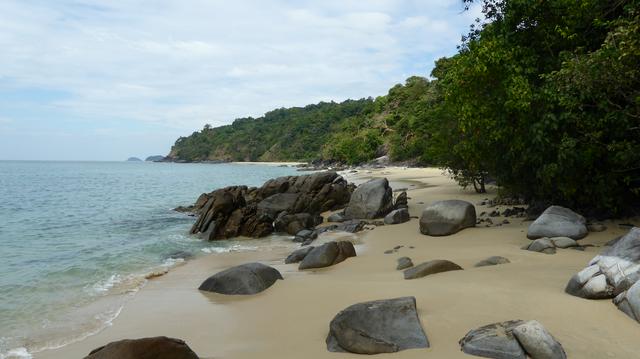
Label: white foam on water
xmin=0 ymin=347 xmax=32 ymax=359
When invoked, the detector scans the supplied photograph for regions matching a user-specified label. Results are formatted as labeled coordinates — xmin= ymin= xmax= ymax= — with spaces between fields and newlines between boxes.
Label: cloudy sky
xmin=0 ymin=0 xmax=480 ymax=161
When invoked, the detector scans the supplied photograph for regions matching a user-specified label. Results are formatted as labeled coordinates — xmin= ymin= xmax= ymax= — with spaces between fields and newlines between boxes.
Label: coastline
xmin=38 ymin=167 xmax=640 ymax=358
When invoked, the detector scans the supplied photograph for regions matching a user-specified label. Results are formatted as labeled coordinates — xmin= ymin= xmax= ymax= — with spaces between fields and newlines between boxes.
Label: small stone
xmin=396 ymin=257 xmax=414 ymax=270
xmin=475 ymin=256 xmax=510 ymax=267
xmin=384 ymin=250 xmax=394 ymax=254
xmin=404 ymin=260 xmax=463 ymax=280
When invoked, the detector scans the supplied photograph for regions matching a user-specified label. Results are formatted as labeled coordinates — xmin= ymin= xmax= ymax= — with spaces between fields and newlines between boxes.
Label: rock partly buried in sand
xmin=343 ymin=178 xmax=394 ymax=219
xmin=474 ymin=256 xmax=510 ymax=267
xmin=460 ymin=320 xmax=566 ymax=359
xmin=285 ymin=246 xmax=314 ymax=264
xmin=396 ymin=256 xmax=414 ymax=270
xmin=384 ymin=208 xmax=410 ymax=225
xmin=404 ymin=259 xmax=463 ymax=280
xmin=566 ymin=227 xmax=640 ymax=299
xmin=85 ymin=336 xmax=199 ymax=359
xmin=549 ymin=236 xmax=579 ymax=249
xmin=327 ymin=212 xmax=346 ymax=223
xmin=459 ymin=320 xmax=527 ymax=359
xmin=326 ymin=296 xmax=429 ymax=354
xmin=419 ymin=200 xmax=476 ymax=236
xmin=523 ymin=238 xmax=557 ymax=254
xmin=511 ymin=320 xmax=567 ymax=359
xmin=527 ymin=205 xmax=588 ymax=240
xmin=198 ymin=262 xmax=283 ymax=295
xmin=299 ymin=241 xmax=356 ymax=270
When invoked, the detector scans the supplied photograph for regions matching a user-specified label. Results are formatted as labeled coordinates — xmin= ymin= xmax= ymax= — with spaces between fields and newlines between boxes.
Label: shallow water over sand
xmin=0 ymin=161 xmax=297 ymax=358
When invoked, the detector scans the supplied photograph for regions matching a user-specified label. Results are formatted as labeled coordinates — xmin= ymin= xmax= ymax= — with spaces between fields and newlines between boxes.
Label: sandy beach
xmin=39 ymin=167 xmax=640 ymax=359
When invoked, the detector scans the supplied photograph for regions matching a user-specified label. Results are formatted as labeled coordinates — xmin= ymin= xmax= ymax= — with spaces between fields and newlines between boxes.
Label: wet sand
xmin=39 ymin=167 xmax=640 ymax=358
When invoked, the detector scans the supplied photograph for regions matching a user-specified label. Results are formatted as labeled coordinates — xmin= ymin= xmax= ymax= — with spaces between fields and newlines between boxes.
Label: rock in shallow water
xmin=326 ymin=296 xmax=429 ymax=354
xmin=198 ymin=262 xmax=283 ymax=295
xmin=85 ymin=336 xmax=199 ymax=359
xmin=419 ymin=200 xmax=476 ymax=236
xmin=527 ymin=205 xmax=588 ymax=240
xmin=403 ymin=259 xmax=463 ymax=279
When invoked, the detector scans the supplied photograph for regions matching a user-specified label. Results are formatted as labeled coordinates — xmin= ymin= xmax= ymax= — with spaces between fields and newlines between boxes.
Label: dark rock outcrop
xmin=419 ymin=200 xmax=476 ymax=236
xmin=299 ymin=241 xmax=356 ymax=270
xmin=394 ymin=191 xmax=408 ymax=209
xmin=403 ymin=259 xmax=463 ymax=280
xmin=198 ymin=262 xmax=283 ymax=295
xmin=190 ymin=171 xmax=352 ymax=240
xmin=326 ymin=297 xmax=429 ymax=354
xmin=84 ymin=336 xmax=199 ymax=359
xmin=274 ymin=213 xmax=322 ymax=235
xmin=344 ymin=178 xmax=394 ymax=219
xmin=527 ymin=205 xmax=588 ymax=240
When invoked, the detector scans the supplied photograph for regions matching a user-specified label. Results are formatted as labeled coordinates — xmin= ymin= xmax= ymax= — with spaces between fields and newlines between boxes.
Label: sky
xmin=0 ymin=0 xmax=481 ymax=161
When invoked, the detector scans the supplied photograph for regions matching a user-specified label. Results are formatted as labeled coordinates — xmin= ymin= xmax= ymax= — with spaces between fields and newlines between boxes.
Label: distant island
xmin=126 ymin=157 xmax=142 ymax=162
xmin=145 ymin=155 xmax=166 ymax=162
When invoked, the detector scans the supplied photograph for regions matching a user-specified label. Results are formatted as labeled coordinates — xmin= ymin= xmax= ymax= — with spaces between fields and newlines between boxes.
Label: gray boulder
xmin=384 ymin=208 xmax=410 ymax=225
xmin=333 ymin=220 xmax=367 ymax=233
xmin=475 ymin=256 xmax=510 ymax=267
xmin=299 ymin=241 xmax=356 ymax=270
xmin=293 ymin=229 xmax=318 ymax=243
xmin=85 ymin=336 xmax=199 ymax=359
xmin=326 ymin=297 xmax=429 ymax=354
xmin=549 ymin=236 xmax=578 ymax=249
xmin=511 ymin=320 xmax=567 ymax=359
xmin=404 ymin=259 xmax=463 ymax=280
xmin=285 ymin=246 xmax=314 ymax=264
xmin=396 ymin=257 xmax=414 ymax=270
xmin=524 ymin=238 xmax=557 ymax=254
xmin=459 ymin=320 xmax=527 ymax=359
xmin=419 ymin=200 xmax=476 ymax=236
xmin=344 ymin=178 xmax=394 ymax=219
xmin=566 ymin=227 xmax=640 ymax=299
xmin=614 ymin=279 xmax=640 ymax=323
xmin=527 ymin=205 xmax=588 ymax=240
xmin=198 ymin=262 xmax=283 ymax=295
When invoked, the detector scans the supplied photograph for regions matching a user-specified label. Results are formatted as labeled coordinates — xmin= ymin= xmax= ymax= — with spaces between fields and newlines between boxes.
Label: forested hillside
xmin=169 ymin=0 xmax=639 ymax=215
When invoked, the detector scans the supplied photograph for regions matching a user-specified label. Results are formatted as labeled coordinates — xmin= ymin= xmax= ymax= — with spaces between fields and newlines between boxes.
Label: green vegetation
xmin=169 ymin=0 xmax=639 ymax=215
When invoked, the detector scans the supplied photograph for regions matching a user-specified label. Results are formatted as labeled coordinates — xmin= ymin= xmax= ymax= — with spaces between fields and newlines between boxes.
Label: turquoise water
xmin=0 ymin=161 xmax=298 ymax=358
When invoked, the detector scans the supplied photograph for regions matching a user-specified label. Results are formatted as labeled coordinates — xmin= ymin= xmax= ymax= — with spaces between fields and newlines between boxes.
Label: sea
xmin=0 ymin=161 xmax=299 ymax=358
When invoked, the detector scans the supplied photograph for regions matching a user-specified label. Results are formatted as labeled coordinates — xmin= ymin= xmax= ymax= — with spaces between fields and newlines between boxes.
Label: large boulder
xmin=614 ymin=279 xmax=640 ymax=323
xmin=84 ymin=337 xmax=199 ymax=359
xmin=404 ymin=259 xmax=463 ymax=280
xmin=459 ymin=320 xmax=527 ymax=359
xmin=565 ymin=227 xmax=640 ymax=299
xmin=299 ymin=241 xmax=356 ymax=270
xmin=326 ymin=297 xmax=429 ymax=354
xmin=198 ymin=262 xmax=283 ymax=295
xmin=419 ymin=200 xmax=476 ymax=236
xmin=460 ymin=320 xmax=566 ymax=359
xmin=527 ymin=205 xmax=588 ymax=240
xmin=190 ymin=171 xmax=352 ymax=240
xmin=384 ymin=208 xmax=410 ymax=225
xmin=344 ymin=178 xmax=394 ymax=219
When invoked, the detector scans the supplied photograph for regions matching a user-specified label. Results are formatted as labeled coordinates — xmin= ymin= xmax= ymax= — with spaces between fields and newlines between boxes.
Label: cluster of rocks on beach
xmin=84 ymin=170 xmax=640 ymax=359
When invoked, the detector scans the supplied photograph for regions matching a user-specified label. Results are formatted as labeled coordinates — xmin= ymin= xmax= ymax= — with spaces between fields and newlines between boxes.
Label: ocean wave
xmin=0 ymin=347 xmax=32 ymax=359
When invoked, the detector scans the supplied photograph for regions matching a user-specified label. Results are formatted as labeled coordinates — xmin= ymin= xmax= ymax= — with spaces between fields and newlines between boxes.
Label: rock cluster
xmin=326 ymin=297 xmax=429 ymax=354
xmin=190 ymin=171 xmax=352 ymax=240
xmin=460 ymin=320 xmax=566 ymax=359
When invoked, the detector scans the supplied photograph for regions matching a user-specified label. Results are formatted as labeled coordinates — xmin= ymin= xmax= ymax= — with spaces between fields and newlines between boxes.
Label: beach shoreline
xmin=38 ymin=167 xmax=640 ymax=359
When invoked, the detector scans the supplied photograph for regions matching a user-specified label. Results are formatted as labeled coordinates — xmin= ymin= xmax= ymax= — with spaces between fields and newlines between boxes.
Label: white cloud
xmin=0 ymin=0 xmax=479 ymax=159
